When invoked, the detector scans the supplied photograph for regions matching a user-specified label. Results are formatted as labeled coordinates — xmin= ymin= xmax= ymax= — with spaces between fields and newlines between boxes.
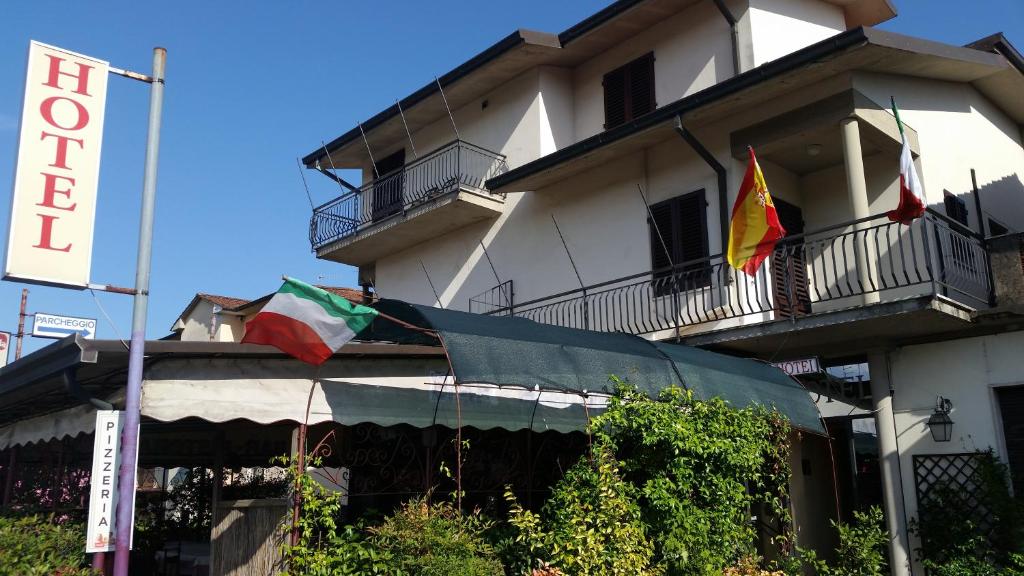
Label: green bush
xmin=506 ymin=448 xmax=661 ymax=575
xmin=0 ymin=515 xmax=96 ymax=576
xmin=791 ymin=507 xmax=888 ymax=576
xmin=368 ymin=497 xmax=504 ymax=576
xmin=594 ymin=382 xmax=784 ymax=574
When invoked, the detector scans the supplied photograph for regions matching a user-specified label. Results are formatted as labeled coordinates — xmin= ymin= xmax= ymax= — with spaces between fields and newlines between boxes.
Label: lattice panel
xmin=913 ymin=452 xmax=996 ymax=560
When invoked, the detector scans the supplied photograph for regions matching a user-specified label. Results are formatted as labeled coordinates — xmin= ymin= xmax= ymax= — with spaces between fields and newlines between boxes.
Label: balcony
xmin=310 ymin=140 xmax=509 ymax=266
xmin=472 ymin=211 xmax=994 ymax=355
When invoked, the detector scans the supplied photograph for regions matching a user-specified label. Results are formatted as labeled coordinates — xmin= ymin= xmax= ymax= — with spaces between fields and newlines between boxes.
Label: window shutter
xmin=629 ymin=53 xmax=655 ymax=119
xmin=648 ymin=200 xmax=674 ymax=271
xmin=603 ymin=67 xmax=627 ymax=129
xmin=676 ymin=191 xmax=708 ymax=264
xmin=944 ymin=194 xmax=969 ymax=226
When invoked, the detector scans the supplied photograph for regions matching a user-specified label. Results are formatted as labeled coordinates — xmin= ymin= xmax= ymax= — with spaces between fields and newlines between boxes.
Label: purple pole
xmin=113 ymin=47 xmax=165 ymax=576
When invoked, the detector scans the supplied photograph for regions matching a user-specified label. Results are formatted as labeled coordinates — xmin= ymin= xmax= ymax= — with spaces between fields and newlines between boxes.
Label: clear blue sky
xmin=0 ymin=0 xmax=1020 ymax=355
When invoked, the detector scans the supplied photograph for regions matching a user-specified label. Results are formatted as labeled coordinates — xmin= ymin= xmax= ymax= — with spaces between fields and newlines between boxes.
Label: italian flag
xmin=241 ymin=277 xmax=378 ymax=365
xmin=887 ymin=98 xmax=926 ymax=224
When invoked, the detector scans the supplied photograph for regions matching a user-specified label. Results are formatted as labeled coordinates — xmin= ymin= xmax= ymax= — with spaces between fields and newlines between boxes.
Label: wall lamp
xmin=927 ymin=396 xmax=954 ymax=442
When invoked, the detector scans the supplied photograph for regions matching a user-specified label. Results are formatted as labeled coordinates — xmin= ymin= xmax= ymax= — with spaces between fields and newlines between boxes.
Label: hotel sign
xmin=771 ymin=357 xmax=822 ymax=377
xmin=86 ymin=410 xmax=124 ymax=552
xmin=5 ymin=41 xmax=108 ymax=288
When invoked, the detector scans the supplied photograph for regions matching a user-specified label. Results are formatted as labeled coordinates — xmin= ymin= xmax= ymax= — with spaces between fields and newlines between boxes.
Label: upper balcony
xmin=470 ymin=210 xmax=1000 ymax=357
xmin=310 ymin=140 xmax=509 ymax=266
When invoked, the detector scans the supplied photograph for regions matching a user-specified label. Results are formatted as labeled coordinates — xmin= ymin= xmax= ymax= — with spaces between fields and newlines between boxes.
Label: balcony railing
xmin=310 ymin=140 xmax=508 ymax=250
xmin=481 ymin=210 xmax=992 ymax=336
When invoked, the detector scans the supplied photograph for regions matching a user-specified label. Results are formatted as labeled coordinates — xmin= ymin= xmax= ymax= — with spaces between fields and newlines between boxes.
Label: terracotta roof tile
xmin=197 ymin=293 xmax=251 ymax=310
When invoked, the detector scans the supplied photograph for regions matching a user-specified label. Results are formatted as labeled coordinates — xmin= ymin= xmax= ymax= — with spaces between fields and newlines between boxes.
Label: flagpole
xmin=113 ymin=47 xmax=165 ymax=576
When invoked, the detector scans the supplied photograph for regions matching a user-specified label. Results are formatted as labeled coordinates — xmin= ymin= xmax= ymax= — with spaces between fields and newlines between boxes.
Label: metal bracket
xmin=63 ymin=367 xmax=114 ymax=410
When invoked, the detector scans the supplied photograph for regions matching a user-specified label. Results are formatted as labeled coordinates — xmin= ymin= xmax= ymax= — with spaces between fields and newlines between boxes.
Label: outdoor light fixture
xmin=927 ymin=396 xmax=954 ymax=442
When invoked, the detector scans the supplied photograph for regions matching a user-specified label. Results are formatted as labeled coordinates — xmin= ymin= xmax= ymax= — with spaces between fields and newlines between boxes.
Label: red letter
xmin=32 ymin=214 xmax=72 ymax=252
xmin=42 ymin=54 xmax=93 ymax=96
xmin=40 ymin=132 xmax=83 ymax=170
xmin=40 ymin=96 xmax=89 ymax=131
xmin=37 ymin=173 xmax=77 ymax=211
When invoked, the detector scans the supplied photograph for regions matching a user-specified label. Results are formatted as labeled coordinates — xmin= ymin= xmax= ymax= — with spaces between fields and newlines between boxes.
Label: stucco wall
xmin=748 ymin=0 xmax=846 ymax=67
xmin=179 ymin=300 xmax=245 ymax=342
xmin=854 ymin=73 xmax=1024 ymax=233
xmin=571 ymin=0 xmax=733 ymax=142
xmin=886 ymin=330 xmax=1024 ymax=573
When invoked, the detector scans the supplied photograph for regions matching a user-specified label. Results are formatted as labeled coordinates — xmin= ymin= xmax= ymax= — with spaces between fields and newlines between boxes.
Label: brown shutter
xmin=649 ymin=190 xmax=709 ymax=293
xmin=603 ymin=67 xmax=627 ymax=129
xmin=648 ymin=200 xmax=674 ymax=272
xmin=629 ymin=53 xmax=656 ymax=119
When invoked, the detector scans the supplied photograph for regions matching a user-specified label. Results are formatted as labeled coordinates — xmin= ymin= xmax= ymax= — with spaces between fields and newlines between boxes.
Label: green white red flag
xmin=241 ymin=277 xmax=378 ymax=365
xmin=887 ymin=98 xmax=926 ymax=224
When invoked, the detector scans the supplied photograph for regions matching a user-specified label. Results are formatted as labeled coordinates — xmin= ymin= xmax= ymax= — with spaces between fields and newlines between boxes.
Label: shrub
xmin=369 ymin=497 xmax=504 ymax=576
xmin=593 ymin=382 xmax=783 ymax=574
xmin=506 ymin=448 xmax=661 ymax=575
xmin=0 ymin=515 xmax=96 ymax=576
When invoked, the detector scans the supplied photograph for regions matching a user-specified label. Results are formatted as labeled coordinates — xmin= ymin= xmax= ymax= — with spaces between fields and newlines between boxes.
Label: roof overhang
xmin=486 ymin=26 xmax=1024 ymax=194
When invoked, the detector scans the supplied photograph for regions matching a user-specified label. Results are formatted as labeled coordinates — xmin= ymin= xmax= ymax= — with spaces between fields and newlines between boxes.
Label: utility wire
xmin=89 ymin=288 xmax=130 ymax=350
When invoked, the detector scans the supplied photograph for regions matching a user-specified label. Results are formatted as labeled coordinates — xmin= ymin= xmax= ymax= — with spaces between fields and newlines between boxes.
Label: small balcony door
xmin=772 ymin=198 xmax=811 ymax=318
xmin=371 ymin=149 xmax=405 ymax=221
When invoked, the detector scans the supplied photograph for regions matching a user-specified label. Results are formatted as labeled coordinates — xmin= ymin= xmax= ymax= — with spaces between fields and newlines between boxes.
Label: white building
xmin=303 ymin=1 xmax=1024 ymax=574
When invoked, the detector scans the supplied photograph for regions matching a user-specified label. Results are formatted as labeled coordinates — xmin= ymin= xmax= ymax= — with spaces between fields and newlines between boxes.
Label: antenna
xmin=435 ymin=76 xmax=460 ymax=140
xmin=358 ymin=122 xmax=380 ymax=178
xmin=551 ymin=214 xmax=585 ymax=290
xmin=637 ymin=184 xmax=675 ymax=269
xmin=396 ymin=99 xmax=418 ymax=159
xmin=296 ymin=158 xmax=314 ymax=210
xmin=419 ymin=259 xmax=444 ymax=309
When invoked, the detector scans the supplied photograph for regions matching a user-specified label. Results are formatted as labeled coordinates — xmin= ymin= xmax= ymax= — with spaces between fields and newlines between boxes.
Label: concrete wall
xmin=886 ymin=330 xmax=1024 ymax=573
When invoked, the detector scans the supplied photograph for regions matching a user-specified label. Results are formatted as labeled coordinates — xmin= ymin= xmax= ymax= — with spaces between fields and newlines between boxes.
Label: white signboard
xmin=5 ymin=41 xmax=109 ymax=288
xmin=32 ymin=312 xmax=97 ymax=339
xmin=772 ymin=357 xmax=822 ymax=377
xmin=87 ymin=410 xmax=123 ymax=553
xmin=0 ymin=332 xmax=9 ymax=368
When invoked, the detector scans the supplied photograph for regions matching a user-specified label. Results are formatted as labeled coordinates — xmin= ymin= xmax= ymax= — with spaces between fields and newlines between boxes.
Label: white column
xmin=840 ymin=117 xmax=880 ymax=304
xmin=868 ymin=351 xmax=912 ymax=576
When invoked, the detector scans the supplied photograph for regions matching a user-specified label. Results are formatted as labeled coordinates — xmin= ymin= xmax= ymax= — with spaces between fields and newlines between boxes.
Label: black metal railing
xmin=500 ymin=210 xmax=992 ymax=335
xmin=469 ymin=280 xmax=514 ymax=316
xmin=310 ymin=140 xmax=509 ymax=250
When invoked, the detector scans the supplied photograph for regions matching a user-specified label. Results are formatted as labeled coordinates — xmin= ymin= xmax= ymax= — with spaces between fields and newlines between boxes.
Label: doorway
xmin=371 ymin=149 xmax=406 ymax=221
xmin=771 ymin=198 xmax=811 ymax=317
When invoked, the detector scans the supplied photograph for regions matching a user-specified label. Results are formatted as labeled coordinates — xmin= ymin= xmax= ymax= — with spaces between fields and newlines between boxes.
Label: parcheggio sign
xmin=32 ymin=311 xmax=96 ymax=339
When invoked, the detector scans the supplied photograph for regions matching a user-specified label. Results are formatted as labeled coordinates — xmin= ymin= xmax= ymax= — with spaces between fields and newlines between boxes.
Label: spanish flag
xmin=727 ymin=147 xmax=786 ymax=275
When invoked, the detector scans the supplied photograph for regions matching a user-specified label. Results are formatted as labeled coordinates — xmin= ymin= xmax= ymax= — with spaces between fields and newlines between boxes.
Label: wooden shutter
xmin=649 ymin=190 xmax=709 ymax=293
xmin=629 ymin=53 xmax=656 ymax=119
xmin=648 ymin=201 xmax=674 ymax=272
xmin=603 ymin=52 xmax=655 ymax=130
xmin=603 ymin=67 xmax=627 ymax=129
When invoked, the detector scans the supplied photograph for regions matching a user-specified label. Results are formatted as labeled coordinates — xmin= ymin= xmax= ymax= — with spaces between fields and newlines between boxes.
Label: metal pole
xmin=113 ymin=47 xmax=165 ymax=576
xmin=15 ymin=288 xmax=27 ymax=360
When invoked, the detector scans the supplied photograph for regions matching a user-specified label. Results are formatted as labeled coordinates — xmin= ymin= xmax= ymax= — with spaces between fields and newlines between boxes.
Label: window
xmin=603 ymin=53 xmax=655 ymax=130
xmin=944 ymin=193 xmax=969 ymax=227
xmin=648 ymin=190 xmax=709 ymax=295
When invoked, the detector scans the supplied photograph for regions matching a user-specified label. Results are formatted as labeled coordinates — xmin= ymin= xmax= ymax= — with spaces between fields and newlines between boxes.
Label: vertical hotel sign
xmin=87 ymin=410 xmax=124 ymax=552
xmin=5 ymin=41 xmax=108 ymax=288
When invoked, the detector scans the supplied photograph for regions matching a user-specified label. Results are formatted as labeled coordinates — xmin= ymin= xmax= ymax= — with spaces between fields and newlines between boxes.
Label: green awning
xmin=362 ymin=301 xmax=824 ymax=433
